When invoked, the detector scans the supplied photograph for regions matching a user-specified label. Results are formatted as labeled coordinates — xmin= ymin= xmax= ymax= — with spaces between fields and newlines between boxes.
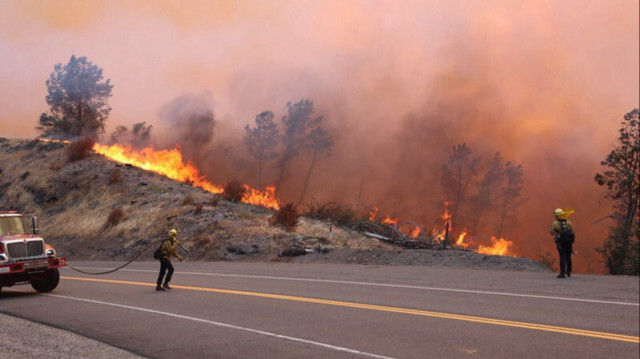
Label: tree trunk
xmin=257 ymin=157 xmax=263 ymax=189
xmin=298 ymin=151 xmax=318 ymax=205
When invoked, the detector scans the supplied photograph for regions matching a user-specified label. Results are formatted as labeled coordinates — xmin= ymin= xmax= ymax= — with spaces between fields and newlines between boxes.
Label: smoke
xmin=156 ymin=92 xmax=215 ymax=166
xmin=0 ymin=0 xmax=637 ymax=273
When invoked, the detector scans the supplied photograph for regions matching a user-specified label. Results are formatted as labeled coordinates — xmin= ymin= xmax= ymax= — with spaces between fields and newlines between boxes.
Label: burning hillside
xmin=0 ymin=138 xmax=547 ymax=271
xmin=92 ymin=143 xmax=279 ymax=209
xmin=90 ymin=140 xmax=515 ymax=257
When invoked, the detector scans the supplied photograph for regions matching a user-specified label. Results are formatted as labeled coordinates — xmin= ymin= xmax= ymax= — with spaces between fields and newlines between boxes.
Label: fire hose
xmin=65 ymin=238 xmax=187 ymax=275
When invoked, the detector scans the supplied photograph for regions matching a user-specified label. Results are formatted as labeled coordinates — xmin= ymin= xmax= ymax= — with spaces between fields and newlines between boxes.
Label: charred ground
xmin=0 ymin=138 xmax=549 ymax=272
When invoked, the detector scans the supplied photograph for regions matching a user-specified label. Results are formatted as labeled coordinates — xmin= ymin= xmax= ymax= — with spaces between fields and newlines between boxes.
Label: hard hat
xmin=554 ymin=208 xmax=565 ymax=219
xmin=168 ymin=228 xmax=178 ymax=237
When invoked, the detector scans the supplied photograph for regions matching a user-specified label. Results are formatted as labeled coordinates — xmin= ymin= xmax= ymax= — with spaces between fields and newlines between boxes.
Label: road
xmin=1 ymin=261 xmax=638 ymax=358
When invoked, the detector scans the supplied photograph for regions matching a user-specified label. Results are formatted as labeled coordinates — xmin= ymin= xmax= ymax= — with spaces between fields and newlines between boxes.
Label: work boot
xmin=156 ymin=285 xmax=165 ymax=291
xmin=163 ymin=283 xmax=172 ymax=290
xmin=557 ymin=273 xmax=565 ymax=278
xmin=567 ymin=272 xmax=571 ymax=277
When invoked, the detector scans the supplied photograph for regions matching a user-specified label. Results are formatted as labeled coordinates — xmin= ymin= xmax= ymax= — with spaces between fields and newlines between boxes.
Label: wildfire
xmin=92 ymin=143 xmax=279 ymax=209
xmin=382 ymin=215 xmax=398 ymax=226
xmin=368 ymin=206 xmax=379 ymax=222
xmin=476 ymin=237 xmax=513 ymax=256
xmin=455 ymin=231 xmax=472 ymax=248
xmin=441 ymin=201 xmax=452 ymax=224
xmin=38 ymin=138 xmax=516 ymax=256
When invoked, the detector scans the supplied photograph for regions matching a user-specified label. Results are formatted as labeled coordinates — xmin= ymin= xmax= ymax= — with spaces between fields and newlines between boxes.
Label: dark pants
xmin=557 ymin=242 xmax=573 ymax=275
xmin=157 ymin=258 xmax=174 ymax=286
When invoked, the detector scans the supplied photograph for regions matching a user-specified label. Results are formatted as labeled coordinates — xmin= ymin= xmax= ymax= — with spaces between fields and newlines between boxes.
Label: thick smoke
xmin=156 ymin=92 xmax=215 ymax=167
xmin=0 ymin=1 xmax=637 ymax=273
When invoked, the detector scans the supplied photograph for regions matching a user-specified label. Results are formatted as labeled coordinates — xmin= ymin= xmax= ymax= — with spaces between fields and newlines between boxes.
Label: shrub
xmin=270 ymin=203 xmax=299 ymax=231
xmin=304 ymin=202 xmax=360 ymax=226
xmin=182 ymin=194 xmax=194 ymax=205
xmin=108 ymin=168 xmax=122 ymax=184
xmin=67 ymin=137 xmax=95 ymax=162
xmin=104 ymin=208 xmax=125 ymax=228
xmin=209 ymin=195 xmax=220 ymax=207
xmin=223 ymin=179 xmax=247 ymax=202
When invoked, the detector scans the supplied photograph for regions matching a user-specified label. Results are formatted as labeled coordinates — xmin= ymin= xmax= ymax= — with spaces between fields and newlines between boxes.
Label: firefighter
xmin=549 ymin=208 xmax=575 ymax=278
xmin=156 ymin=228 xmax=182 ymax=291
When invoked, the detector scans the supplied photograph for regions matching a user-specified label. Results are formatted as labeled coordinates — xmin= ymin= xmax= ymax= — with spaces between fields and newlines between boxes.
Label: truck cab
xmin=0 ymin=211 xmax=65 ymax=293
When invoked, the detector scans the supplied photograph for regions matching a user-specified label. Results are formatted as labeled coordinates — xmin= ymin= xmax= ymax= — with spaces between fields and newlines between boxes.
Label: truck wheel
xmin=31 ymin=268 xmax=60 ymax=293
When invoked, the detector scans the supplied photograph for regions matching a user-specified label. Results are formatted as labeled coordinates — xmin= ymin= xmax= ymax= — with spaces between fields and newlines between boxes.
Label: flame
xmin=92 ymin=143 xmax=279 ymax=209
xmin=242 ymin=185 xmax=279 ymax=209
xmin=382 ymin=215 xmax=398 ymax=226
xmin=441 ymin=201 xmax=451 ymax=224
xmin=410 ymin=226 xmax=421 ymax=238
xmin=476 ymin=237 xmax=514 ymax=256
xmin=455 ymin=231 xmax=473 ymax=248
xmin=368 ymin=206 xmax=379 ymax=222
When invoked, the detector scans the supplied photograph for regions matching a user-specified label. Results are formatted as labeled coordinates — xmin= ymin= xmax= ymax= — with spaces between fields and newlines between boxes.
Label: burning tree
xmin=244 ymin=111 xmax=279 ymax=189
xmin=595 ymin=108 xmax=639 ymax=275
xmin=37 ymin=55 xmax=113 ymax=139
xmin=274 ymin=99 xmax=323 ymax=194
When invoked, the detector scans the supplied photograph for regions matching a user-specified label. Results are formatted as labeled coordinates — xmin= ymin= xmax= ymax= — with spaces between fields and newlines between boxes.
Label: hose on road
xmin=65 ymin=239 xmax=163 ymax=275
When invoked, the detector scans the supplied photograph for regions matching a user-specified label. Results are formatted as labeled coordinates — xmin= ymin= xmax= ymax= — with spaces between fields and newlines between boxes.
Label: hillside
xmin=0 ymin=138 xmax=550 ymax=272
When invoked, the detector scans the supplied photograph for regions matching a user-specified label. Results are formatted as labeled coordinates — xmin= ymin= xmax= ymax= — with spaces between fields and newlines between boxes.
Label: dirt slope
xmin=0 ymin=138 xmax=550 ymax=272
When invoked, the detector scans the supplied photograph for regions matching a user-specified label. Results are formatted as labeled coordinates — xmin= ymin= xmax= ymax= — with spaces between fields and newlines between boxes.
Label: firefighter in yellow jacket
xmin=156 ymin=229 xmax=182 ymax=291
xmin=549 ymin=208 xmax=575 ymax=278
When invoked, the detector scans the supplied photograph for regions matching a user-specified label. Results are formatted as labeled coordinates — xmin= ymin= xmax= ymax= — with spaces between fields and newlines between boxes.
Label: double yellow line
xmin=63 ymin=276 xmax=639 ymax=344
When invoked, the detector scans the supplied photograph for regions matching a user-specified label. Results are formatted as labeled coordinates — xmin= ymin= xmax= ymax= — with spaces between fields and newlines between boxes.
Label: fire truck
xmin=0 ymin=211 xmax=66 ymax=293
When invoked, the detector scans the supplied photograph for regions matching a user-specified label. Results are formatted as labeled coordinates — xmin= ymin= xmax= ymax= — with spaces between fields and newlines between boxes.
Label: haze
xmin=1 ymin=0 xmax=638 ymax=273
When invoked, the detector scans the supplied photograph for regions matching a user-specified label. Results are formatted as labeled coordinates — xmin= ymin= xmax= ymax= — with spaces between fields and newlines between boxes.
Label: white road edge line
xmin=65 ymin=267 xmax=639 ymax=307
xmin=47 ymin=293 xmax=395 ymax=359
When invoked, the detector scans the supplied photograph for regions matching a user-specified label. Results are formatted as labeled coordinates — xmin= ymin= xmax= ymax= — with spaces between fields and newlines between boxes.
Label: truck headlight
xmin=46 ymin=249 xmax=56 ymax=257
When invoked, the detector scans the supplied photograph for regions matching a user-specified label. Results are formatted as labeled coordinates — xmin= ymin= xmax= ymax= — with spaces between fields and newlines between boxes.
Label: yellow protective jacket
xmin=161 ymin=238 xmax=183 ymax=261
xmin=550 ymin=219 xmax=573 ymax=236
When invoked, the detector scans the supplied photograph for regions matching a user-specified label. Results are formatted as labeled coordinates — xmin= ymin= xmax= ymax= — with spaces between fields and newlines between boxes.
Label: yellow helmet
xmin=554 ymin=208 xmax=564 ymax=217
xmin=168 ymin=228 xmax=178 ymax=237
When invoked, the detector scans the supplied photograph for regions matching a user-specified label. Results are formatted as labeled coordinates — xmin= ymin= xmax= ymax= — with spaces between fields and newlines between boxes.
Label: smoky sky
xmin=0 ymin=0 xmax=638 ymax=273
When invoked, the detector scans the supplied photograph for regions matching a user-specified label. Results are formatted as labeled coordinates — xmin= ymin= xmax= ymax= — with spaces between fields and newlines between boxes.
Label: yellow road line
xmin=62 ymin=276 xmax=640 ymax=343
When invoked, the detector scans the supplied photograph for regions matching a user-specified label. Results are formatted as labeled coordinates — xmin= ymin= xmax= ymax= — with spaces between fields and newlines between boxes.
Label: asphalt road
xmin=1 ymin=261 xmax=638 ymax=358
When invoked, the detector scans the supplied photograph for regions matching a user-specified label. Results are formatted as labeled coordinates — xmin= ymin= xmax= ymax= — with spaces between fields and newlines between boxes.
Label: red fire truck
xmin=0 ymin=211 xmax=65 ymax=293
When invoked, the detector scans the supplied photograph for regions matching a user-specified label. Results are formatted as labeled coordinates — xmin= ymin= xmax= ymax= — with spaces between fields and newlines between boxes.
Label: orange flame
xmin=382 ymin=215 xmax=398 ymax=226
xmin=410 ymin=226 xmax=421 ymax=238
xmin=455 ymin=231 xmax=473 ymax=248
xmin=92 ymin=143 xmax=279 ymax=209
xmin=441 ymin=201 xmax=451 ymax=224
xmin=368 ymin=206 xmax=379 ymax=222
xmin=476 ymin=237 xmax=514 ymax=256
